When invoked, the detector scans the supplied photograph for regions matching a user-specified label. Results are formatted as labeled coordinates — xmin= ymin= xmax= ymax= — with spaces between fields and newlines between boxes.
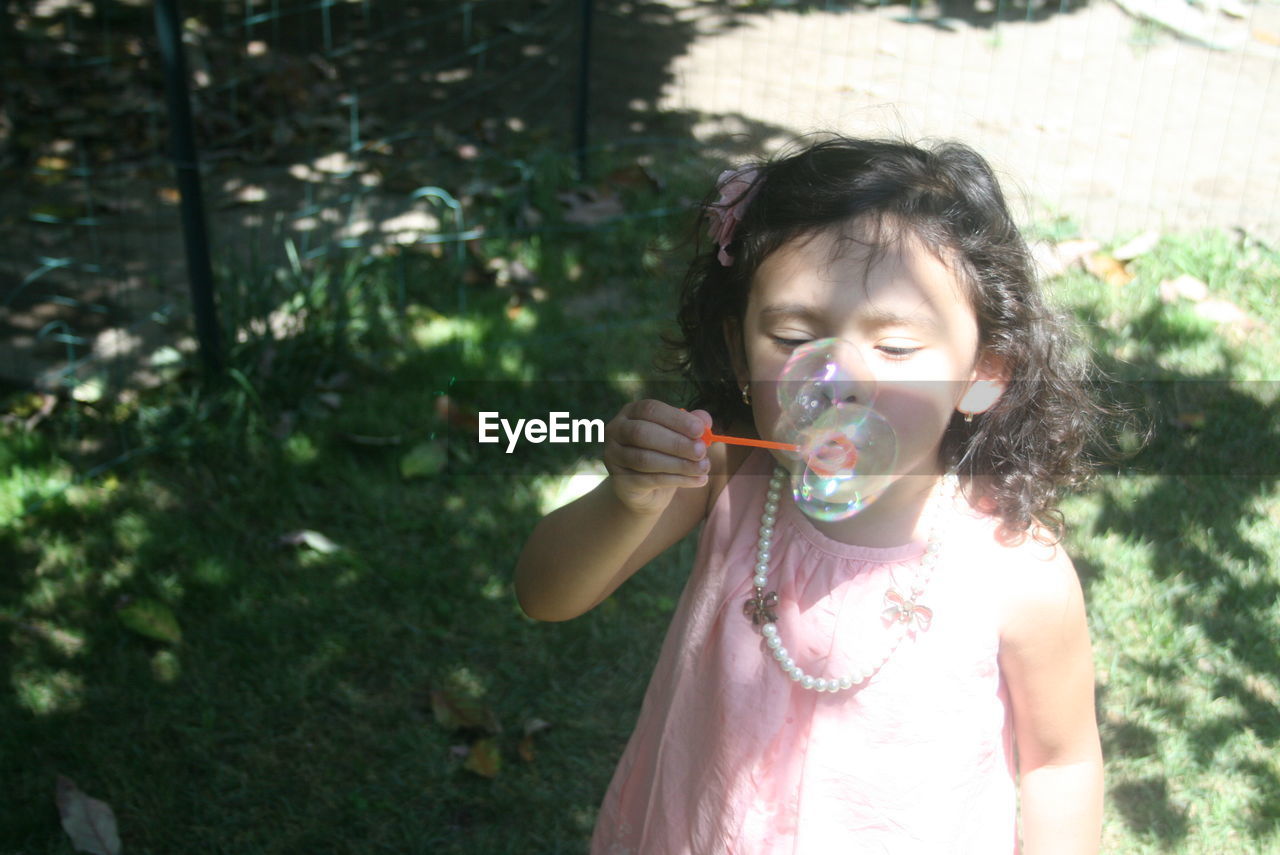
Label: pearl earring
xmin=741 ymin=385 xmax=752 ymax=405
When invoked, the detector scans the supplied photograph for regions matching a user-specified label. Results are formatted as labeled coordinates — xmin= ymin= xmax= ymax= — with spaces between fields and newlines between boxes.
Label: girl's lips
xmin=804 ymin=430 xmax=858 ymax=477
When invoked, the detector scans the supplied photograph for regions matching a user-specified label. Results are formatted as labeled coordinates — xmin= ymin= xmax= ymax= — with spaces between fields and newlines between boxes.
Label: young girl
xmin=516 ymin=137 xmax=1105 ymax=854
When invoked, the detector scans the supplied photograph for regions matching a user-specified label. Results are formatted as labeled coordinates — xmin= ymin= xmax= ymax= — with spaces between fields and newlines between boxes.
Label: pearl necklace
xmin=743 ymin=468 xmax=957 ymax=693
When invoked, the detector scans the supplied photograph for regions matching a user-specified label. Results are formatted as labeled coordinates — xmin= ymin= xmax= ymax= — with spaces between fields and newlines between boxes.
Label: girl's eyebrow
xmin=758 ymin=303 xmax=823 ymax=323
xmin=759 ymin=302 xmax=940 ymax=330
xmin=859 ymin=304 xmax=942 ymax=331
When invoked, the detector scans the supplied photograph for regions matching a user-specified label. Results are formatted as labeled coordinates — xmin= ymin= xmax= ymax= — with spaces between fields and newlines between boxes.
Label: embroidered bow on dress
xmin=882 ymin=589 xmax=933 ymax=631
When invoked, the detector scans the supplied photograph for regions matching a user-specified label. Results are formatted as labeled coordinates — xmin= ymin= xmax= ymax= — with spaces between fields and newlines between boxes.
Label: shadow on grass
xmin=1070 ymin=290 xmax=1280 ymax=841
xmin=1 ymin=124 xmax=752 ymax=850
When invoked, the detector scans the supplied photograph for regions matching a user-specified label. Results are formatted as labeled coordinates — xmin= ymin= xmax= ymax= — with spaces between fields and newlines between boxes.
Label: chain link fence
xmin=1 ymin=0 xmax=582 ymax=393
xmin=3 ymin=0 xmax=1277 ymax=396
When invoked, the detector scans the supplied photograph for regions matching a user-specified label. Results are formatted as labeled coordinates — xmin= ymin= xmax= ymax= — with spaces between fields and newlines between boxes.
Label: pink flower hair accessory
xmin=706 ymin=166 xmax=761 ymax=267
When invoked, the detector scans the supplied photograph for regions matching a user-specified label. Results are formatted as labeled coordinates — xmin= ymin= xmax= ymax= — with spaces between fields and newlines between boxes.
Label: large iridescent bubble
xmin=772 ymin=339 xmax=898 ymax=521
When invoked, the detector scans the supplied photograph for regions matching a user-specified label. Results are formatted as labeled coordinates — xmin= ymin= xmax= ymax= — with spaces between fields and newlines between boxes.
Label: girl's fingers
xmin=614 ymin=422 xmax=705 ymax=464
xmin=626 ymin=400 xmax=707 ymax=443
xmin=612 ymin=406 xmax=707 ymax=463
xmin=608 ymin=443 xmax=709 ymax=479
xmin=610 ymin=468 xmax=707 ymax=490
xmin=603 ymin=402 xmax=712 ymax=509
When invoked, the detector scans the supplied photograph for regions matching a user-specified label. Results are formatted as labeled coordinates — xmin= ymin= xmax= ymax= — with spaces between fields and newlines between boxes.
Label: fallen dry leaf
xmin=1158 ymin=274 xmax=1209 ymax=304
xmin=1084 ymin=252 xmax=1134 ymax=287
xmin=518 ymin=717 xmax=553 ymax=763
xmin=431 ymin=688 xmax=501 ymax=733
xmin=558 ymin=188 xmax=624 ymax=226
xmin=117 ymin=597 xmax=182 ymax=645
xmin=605 ymin=163 xmax=663 ymax=193
xmin=1111 ymin=230 xmax=1161 ymax=262
xmin=55 ymin=776 xmax=121 ymax=855
xmin=435 ymin=395 xmax=479 ymax=433
xmin=1031 ymin=238 xmax=1099 ymax=279
xmin=463 ymin=738 xmax=502 ymax=778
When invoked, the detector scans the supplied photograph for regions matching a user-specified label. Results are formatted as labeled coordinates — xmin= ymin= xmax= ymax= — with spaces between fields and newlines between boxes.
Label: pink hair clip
xmin=706 ymin=166 xmax=761 ymax=267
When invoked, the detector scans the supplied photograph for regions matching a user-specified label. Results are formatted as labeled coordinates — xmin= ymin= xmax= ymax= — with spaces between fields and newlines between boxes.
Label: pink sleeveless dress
xmin=591 ymin=450 xmax=1018 ymax=854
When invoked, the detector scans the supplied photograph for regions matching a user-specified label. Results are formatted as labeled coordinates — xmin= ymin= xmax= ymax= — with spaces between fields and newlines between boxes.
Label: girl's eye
xmin=876 ymin=345 xmax=922 ymax=359
xmin=772 ymin=336 xmax=811 ymax=349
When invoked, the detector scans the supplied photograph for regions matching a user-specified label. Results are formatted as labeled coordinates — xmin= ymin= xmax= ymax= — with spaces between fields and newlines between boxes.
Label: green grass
xmin=1050 ymin=229 xmax=1280 ymax=852
xmin=3 ymin=157 xmax=1279 ymax=852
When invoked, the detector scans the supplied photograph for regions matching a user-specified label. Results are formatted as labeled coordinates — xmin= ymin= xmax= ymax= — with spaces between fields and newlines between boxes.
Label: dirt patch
xmin=651 ymin=0 xmax=1280 ymax=243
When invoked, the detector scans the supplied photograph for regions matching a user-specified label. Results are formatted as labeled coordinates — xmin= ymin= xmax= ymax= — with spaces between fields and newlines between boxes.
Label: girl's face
xmin=733 ymin=227 xmax=1003 ymax=482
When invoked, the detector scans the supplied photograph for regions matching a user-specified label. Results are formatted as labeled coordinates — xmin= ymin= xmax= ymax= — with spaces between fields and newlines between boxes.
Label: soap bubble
xmin=771 ymin=338 xmax=898 ymax=521
xmin=775 ymin=338 xmax=878 ymax=434
xmin=786 ymin=404 xmax=898 ymax=520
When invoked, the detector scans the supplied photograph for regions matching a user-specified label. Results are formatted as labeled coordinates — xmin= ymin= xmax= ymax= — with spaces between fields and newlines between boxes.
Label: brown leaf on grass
xmin=1158 ymin=274 xmax=1209 ymax=304
xmin=1084 ymin=252 xmax=1134 ymax=287
xmin=435 ymin=395 xmax=479 ymax=433
xmin=55 ymin=776 xmax=122 ymax=855
xmin=558 ymin=188 xmax=624 ymax=225
xmin=518 ymin=734 xmax=537 ymax=763
xmin=1111 ymin=230 xmax=1161 ymax=262
xmin=463 ymin=738 xmax=502 ymax=778
xmin=518 ymin=717 xmax=553 ymax=763
xmin=431 ymin=688 xmax=501 ymax=734
xmin=1030 ymin=239 xmax=1099 ymax=279
xmin=605 ymin=163 xmax=663 ymax=193
xmin=117 ymin=597 xmax=182 ymax=644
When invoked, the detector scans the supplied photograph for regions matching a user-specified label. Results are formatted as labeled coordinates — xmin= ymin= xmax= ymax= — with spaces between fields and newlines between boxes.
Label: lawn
xmin=2 ymin=148 xmax=1278 ymax=853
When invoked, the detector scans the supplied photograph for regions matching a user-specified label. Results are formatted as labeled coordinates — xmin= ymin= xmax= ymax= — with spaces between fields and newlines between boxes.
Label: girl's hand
xmin=603 ymin=400 xmax=711 ymax=515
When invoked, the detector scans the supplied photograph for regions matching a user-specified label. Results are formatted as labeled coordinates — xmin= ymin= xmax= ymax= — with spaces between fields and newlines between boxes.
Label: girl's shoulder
xmin=970 ymin=520 xmax=1084 ymax=650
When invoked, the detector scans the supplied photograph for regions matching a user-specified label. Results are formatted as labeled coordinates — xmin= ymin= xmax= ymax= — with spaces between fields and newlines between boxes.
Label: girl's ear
xmin=723 ymin=318 xmax=748 ymax=387
xmin=958 ymin=353 xmax=1009 ymax=416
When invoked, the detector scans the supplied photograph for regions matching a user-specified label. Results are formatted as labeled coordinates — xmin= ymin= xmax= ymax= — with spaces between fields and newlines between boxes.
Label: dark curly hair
xmin=671 ymin=135 xmax=1109 ymax=540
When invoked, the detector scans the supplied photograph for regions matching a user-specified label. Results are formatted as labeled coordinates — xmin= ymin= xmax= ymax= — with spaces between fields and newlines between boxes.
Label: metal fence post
xmin=155 ymin=0 xmax=222 ymax=377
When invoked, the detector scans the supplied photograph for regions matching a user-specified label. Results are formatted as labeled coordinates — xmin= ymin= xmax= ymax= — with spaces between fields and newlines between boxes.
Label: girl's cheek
xmin=875 ymin=384 xmax=956 ymax=433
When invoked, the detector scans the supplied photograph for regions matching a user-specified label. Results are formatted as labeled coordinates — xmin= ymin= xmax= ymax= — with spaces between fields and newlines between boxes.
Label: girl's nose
xmin=776 ymin=338 xmax=879 ymax=426
xmin=821 ymin=345 xmax=876 ymax=405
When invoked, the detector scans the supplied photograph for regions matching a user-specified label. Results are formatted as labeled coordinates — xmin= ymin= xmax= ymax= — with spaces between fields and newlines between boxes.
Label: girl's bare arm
xmin=514 ymin=401 xmax=715 ymax=622
xmin=999 ymin=542 xmax=1104 ymax=855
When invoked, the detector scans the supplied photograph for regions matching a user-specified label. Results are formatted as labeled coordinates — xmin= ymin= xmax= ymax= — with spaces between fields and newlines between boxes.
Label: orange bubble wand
xmin=700 ymin=424 xmax=797 ymax=453
xmin=701 ymin=425 xmax=857 ymax=477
